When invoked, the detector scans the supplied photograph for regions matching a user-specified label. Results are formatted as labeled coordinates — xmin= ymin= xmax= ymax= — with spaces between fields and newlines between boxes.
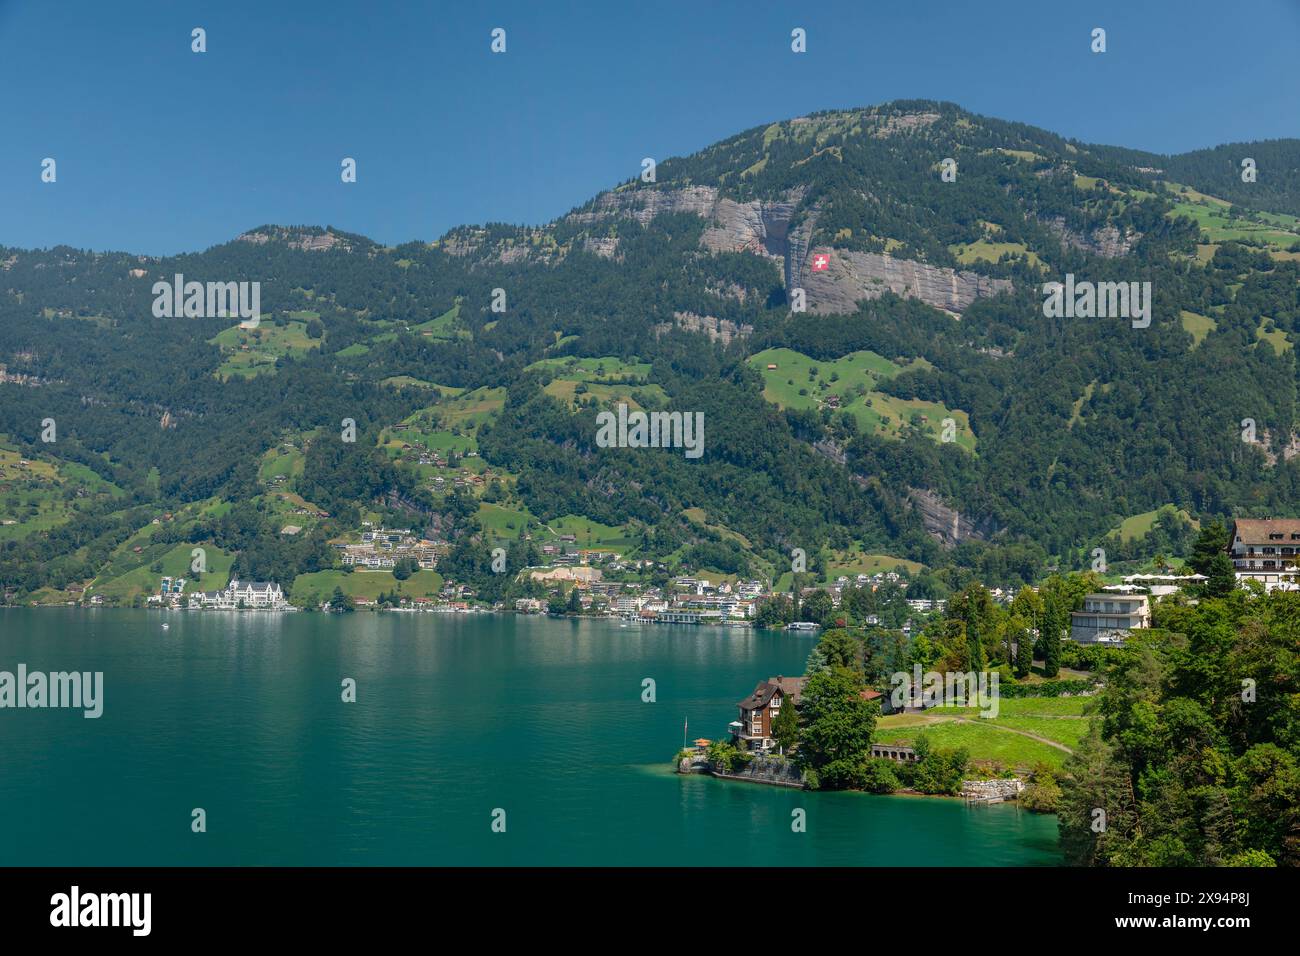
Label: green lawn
xmin=478 ymin=502 xmax=536 ymax=540
xmin=525 ymin=355 xmax=653 ymax=382
xmin=258 ymin=444 xmax=305 ymax=481
xmin=1112 ymin=505 xmax=1198 ymax=544
xmin=410 ymin=303 xmax=465 ymax=340
xmin=0 ymin=444 xmax=125 ymax=541
xmin=544 ymin=514 xmax=635 ymax=550
xmin=290 ymin=569 xmax=444 ymax=606
xmin=1256 ymin=321 xmax=1292 ymax=355
xmin=948 ymin=239 xmax=1041 ymax=268
xmin=874 ymin=717 xmax=1077 ymax=770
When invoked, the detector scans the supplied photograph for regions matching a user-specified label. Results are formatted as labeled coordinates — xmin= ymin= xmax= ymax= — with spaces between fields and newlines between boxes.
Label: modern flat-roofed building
xmin=1069 ymin=592 xmax=1150 ymax=644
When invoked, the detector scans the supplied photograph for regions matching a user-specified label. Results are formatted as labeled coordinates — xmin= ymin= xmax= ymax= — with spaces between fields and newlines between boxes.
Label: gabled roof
xmin=737 ymin=675 xmax=805 ymax=710
xmin=1232 ymin=518 xmax=1300 ymax=544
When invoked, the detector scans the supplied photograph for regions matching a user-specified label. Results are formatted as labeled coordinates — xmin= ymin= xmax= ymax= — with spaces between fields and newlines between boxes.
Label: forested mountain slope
xmin=2 ymin=100 xmax=1299 ymax=601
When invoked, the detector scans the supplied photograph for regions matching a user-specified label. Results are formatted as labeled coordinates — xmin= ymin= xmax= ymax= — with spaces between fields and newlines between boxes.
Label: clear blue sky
xmin=3 ymin=0 xmax=1298 ymax=255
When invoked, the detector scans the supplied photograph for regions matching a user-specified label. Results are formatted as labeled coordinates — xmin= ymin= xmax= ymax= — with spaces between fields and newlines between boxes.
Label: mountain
xmin=2 ymin=99 xmax=1300 ymax=605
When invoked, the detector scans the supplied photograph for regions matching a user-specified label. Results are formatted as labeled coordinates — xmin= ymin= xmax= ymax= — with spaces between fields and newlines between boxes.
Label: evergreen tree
xmin=1189 ymin=521 xmax=1231 ymax=576
xmin=328 ymin=586 xmax=354 ymax=612
xmin=1040 ymin=593 xmax=1063 ymax=678
xmin=772 ymin=693 xmax=800 ymax=754
xmin=1011 ymin=615 xmax=1034 ymax=678
xmin=1206 ymin=552 xmax=1237 ymax=598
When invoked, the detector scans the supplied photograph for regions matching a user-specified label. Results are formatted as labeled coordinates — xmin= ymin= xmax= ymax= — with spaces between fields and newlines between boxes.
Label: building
xmin=1229 ymin=518 xmax=1300 ymax=573
xmin=731 ymin=676 xmax=805 ymax=752
xmin=1069 ymin=592 xmax=1151 ymax=644
xmin=1229 ymin=519 xmax=1300 ymax=591
xmin=192 ymin=579 xmax=289 ymax=610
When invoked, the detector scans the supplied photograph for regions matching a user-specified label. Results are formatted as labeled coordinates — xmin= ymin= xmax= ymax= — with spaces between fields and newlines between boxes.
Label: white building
xmin=1069 ymin=592 xmax=1150 ymax=644
xmin=192 ymin=579 xmax=289 ymax=610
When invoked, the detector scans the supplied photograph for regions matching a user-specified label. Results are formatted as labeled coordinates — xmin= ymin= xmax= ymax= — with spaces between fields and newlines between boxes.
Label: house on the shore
xmin=731 ymin=676 xmax=804 ymax=752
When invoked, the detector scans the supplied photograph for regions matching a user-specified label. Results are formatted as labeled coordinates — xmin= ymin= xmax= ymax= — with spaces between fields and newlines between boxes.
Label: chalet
xmin=731 ymin=676 xmax=805 ymax=753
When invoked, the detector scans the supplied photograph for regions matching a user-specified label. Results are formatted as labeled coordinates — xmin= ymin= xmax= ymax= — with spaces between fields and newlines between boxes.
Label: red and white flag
xmin=812 ymin=253 xmax=830 ymax=271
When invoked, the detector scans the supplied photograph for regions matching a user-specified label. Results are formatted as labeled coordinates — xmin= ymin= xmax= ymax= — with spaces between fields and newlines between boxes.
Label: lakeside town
xmin=45 ymin=516 xmax=1300 ymax=637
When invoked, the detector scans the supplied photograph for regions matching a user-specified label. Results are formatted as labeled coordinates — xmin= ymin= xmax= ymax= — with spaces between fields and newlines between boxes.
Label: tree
xmin=1188 ymin=520 xmax=1230 ymax=575
xmin=328 ymin=586 xmax=354 ymax=612
xmin=1057 ymin=723 xmax=1138 ymax=865
xmin=1010 ymin=614 xmax=1034 ymax=678
xmin=772 ymin=693 xmax=800 ymax=754
xmin=814 ymin=628 xmax=862 ymax=674
xmin=1205 ymin=552 xmax=1237 ymax=598
xmin=801 ymin=589 xmax=834 ymax=624
xmin=1040 ymin=592 xmax=1063 ymax=678
xmin=795 ymin=669 xmax=877 ymax=789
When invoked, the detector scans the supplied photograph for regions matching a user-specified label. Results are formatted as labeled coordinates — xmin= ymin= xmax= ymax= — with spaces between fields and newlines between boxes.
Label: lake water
xmin=0 ymin=609 xmax=1061 ymax=865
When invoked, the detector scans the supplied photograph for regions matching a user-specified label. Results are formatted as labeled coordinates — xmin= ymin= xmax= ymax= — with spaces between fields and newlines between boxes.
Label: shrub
xmin=861 ymin=758 xmax=901 ymax=794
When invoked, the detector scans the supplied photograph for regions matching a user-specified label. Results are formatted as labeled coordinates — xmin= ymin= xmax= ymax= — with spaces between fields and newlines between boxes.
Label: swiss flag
xmin=812 ymin=253 xmax=830 ymax=271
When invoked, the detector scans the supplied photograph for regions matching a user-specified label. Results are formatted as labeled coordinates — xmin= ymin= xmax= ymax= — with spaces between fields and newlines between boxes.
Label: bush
xmin=1020 ymin=763 xmax=1062 ymax=812
xmin=908 ymin=735 xmax=969 ymax=795
xmin=861 ymin=758 xmax=901 ymax=794
xmin=705 ymin=740 xmax=750 ymax=773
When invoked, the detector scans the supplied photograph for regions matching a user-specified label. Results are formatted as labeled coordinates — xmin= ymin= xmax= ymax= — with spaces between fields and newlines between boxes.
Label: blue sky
xmin=3 ymin=0 xmax=1298 ymax=255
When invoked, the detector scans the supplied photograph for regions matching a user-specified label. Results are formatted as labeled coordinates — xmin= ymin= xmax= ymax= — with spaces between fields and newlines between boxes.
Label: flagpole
xmin=683 ymin=716 xmax=688 ymax=750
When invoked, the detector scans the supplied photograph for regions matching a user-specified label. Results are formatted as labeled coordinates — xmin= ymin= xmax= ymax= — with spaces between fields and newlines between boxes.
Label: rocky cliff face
xmin=653 ymin=311 xmax=753 ymax=344
xmin=568 ymin=185 xmax=721 ymax=228
xmin=1044 ymin=218 xmax=1140 ymax=258
xmin=570 ymin=184 xmax=1011 ymax=316
xmin=907 ymin=487 xmax=1000 ymax=548
xmin=569 ymin=184 xmax=807 ymax=266
xmin=803 ymin=249 xmax=1013 ymax=316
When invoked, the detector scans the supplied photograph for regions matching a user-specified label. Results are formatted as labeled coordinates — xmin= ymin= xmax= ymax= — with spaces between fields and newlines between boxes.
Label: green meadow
xmin=748 ymin=347 xmax=975 ymax=452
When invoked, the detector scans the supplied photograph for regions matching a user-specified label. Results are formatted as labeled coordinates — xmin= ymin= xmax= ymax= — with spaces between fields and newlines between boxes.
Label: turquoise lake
xmin=0 ymin=609 xmax=1062 ymax=865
